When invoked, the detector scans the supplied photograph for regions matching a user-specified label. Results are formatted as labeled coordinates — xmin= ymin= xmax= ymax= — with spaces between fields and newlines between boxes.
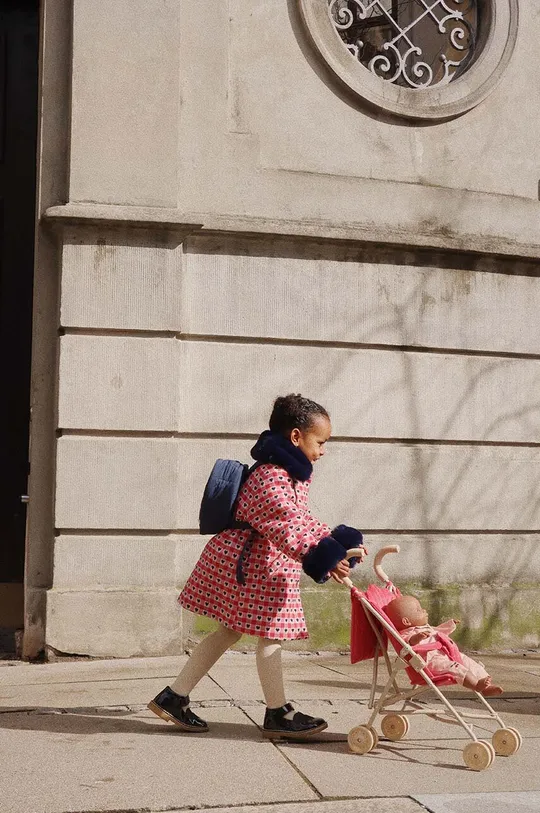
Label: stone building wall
xmin=33 ymin=0 xmax=540 ymax=657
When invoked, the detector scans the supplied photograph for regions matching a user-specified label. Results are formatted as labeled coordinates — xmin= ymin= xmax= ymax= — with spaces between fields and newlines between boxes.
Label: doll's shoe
xmin=262 ymin=703 xmax=328 ymax=739
xmin=147 ymin=686 xmax=209 ymax=732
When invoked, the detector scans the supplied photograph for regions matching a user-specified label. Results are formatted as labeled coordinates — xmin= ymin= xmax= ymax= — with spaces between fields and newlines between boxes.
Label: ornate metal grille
xmin=328 ymin=0 xmax=480 ymax=89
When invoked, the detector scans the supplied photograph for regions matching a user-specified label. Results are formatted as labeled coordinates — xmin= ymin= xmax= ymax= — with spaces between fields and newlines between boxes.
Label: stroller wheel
xmin=381 ymin=714 xmax=409 ymax=741
xmin=492 ymin=727 xmax=522 ymax=756
xmin=463 ymin=740 xmax=495 ymax=771
xmin=348 ymin=725 xmax=376 ymax=754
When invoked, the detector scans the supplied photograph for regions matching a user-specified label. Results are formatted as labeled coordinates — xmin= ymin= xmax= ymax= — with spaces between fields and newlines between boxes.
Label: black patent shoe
xmin=262 ymin=702 xmax=328 ymax=739
xmin=147 ymin=686 xmax=209 ymax=732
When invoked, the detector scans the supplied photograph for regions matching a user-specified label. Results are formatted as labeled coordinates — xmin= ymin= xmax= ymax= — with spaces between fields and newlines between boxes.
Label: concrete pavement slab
xmin=311 ymin=656 xmax=378 ymax=688
xmin=479 ymin=655 xmax=540 ymax=671
xmin=333 ymin=695 xmax=540 ymax=742
xmin=0 ymin=655 xmax=186 ymax=686
xmin=165 ymin=800 xmax=426 ymax=813
xmin=486 ymin=654 xmax=540 ymax=664
xmin=251 ymin=701 xmax=540 ymax=798
xmin=452 ymin=697 xmax=540 ymax=737
xmin=313 ymin=654 xmax=540 ymax=697
xmin=467 ymin=661 xmax=540 ymax=693
xmin=241 ymin=699 xmax=361 ymax=741
xmin=481 ymin=658 xmax=540 ymax=683
xmin=210 ymin=661 xmax=369 ymax=702
xmin=0 ymin=705 xmax=317 ymax=813
xmin=413 ymin=791 xmax=540 ymax=813
xmin=0 ymin=674 xmax=225 ymax=709
xmin=240 ymin=696 xmax=539 ymax=743
xmin=0 ymin=653 xmax=538 ymax=813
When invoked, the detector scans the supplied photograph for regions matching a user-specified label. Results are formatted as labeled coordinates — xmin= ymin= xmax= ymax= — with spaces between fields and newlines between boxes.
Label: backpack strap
xmin=230 ymin=519 xmax=253 ymax=531
xmin=235 ymin=531 xmax=256 ymax=586
xmin=231 ymin=460 xmax=265 ymax=526
xmin=233 ymin=460 xmax=298 ymax=584
xmin=232 ymin=461 xmax=265 ymax=585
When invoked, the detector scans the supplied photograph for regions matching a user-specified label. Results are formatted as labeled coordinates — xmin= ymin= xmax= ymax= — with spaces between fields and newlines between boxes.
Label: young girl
xmin=148 ymin=394 xmax=365 ymax=739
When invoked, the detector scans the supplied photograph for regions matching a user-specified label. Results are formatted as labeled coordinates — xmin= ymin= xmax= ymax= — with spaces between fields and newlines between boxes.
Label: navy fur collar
xmin=250 ymin=430 xmax=312 ymax=482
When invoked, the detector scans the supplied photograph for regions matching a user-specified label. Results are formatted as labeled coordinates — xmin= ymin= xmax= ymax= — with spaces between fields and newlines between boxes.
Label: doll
xmin=385 ymin=595 xmax=503 ymax=697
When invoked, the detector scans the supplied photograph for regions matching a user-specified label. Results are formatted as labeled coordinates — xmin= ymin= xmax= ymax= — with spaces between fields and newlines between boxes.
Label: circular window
xmin=298 ymin=0 xmax=518 ymax=120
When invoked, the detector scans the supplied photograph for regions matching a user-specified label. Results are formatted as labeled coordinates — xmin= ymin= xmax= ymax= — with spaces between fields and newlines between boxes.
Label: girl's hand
xmin=351 ymin=545 xmax=368 ymax=564
xmin=330 ymin=559 xmax=350 ymax=583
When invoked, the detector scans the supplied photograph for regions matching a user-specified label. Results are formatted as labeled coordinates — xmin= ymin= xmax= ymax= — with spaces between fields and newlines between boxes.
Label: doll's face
xmin=402 ymin=596 xmax=429 ymax=627
xmin=290 ymin=415 xmax=332 ymax=463
xmin=387 ymin=595 xmax=429 ymax=629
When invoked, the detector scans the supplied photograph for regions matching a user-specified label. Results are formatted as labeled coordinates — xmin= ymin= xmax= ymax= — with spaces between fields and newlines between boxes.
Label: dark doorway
xmin=0 ymin=1 xmax=39 ymax=655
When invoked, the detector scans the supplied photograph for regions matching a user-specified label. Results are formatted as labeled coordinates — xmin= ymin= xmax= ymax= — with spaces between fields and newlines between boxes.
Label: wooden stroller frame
xmin=343 ymin=546 xmax=523 ymax=771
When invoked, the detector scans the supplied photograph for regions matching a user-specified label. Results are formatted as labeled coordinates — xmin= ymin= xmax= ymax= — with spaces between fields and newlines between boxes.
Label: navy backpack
xmin=199 ymin=459 xmax=260 ymax=535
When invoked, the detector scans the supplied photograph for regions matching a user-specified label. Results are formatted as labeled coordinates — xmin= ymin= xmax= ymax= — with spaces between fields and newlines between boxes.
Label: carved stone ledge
xmin=44 ymin=198 xmax=540 ymax=261
xmin=44 ymin=204 xmax=204 ymax=239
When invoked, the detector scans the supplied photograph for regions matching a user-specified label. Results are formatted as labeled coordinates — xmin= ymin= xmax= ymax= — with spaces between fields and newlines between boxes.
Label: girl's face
xmin=290 ymin=415 xmax=332 ymax=463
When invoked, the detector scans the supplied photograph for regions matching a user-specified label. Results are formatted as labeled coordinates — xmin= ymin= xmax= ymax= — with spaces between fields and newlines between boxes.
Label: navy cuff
xmin=302 ymin=536 xmax=346 ymax=583
xmin=331 ymin=524 xmax=363 ymax=550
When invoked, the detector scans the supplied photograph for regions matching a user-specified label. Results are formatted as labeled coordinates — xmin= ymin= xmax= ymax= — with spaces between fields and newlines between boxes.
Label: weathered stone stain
xmin=189 ymin=582 xmax=540 ymax=653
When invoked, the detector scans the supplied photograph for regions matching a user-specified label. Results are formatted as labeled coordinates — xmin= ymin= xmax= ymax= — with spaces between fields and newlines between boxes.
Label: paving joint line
xmin=236 ymin=704 xmax=325 ymax=800
xmin=0 ymin=691 xmax=537 ymax=716
xmin=64 ymin=794 xmax=424 ymax=813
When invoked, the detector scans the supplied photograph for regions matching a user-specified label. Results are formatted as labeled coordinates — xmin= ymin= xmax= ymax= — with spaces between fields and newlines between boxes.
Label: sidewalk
xmin=0 ymin=651 xmax=539 ymax=813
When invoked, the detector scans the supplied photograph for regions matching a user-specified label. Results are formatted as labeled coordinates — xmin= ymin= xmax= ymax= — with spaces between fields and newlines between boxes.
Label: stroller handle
xmin=340 ymin=547 xmax=366 ymax=589
xmin=345 ymin=547 xmax=366 ymax=562
xmin=374 ymin=544 xmax=400 ymax=584
xmin=341 ymin=544 xmax=400 ymax=589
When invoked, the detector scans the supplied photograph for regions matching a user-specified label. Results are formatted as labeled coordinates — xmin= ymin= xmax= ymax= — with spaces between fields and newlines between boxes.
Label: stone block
xmin=52 ymin=535 xmax=177 ymax=589
xmin=184 ymin=577 xmax=540 ymax=653
xmin=46 ymin=589 xmax=183 ymax=657
xmin=184 ymin=240 xmax=540 ymax=355
xmin=55 ymin=437 xmax=540 ymax=533
xmin=56 ymin=333 xmax=540 ymax=440
xmin=70 ymin=0 xmax=179 ymax=206
xmin=55 ymin=436 xmax=540 ymax=532
xmin=44 ymin=579 xmax=540 ymax=657
xmin=174 ymin=534 xmax=207 ymax=583
xmin=310 ymin=442 xmax=540 ymax=531
xmin=58 ymin=335 xmax=178 ymax=430
xmin=22 ymin=587 xmax=47 ymax=660
xmin=52 ymin=533 xmax=206 ymax=589
xmin=60 ymin=228 xmax=181 ymax=330
xmin=51 ymin=532 xmax=540 ymax=596
xmin=177 ymin=340 xmax=540 ymax=442
xmin=353 ymin=535 xmax=540 ymax=587
xmin=55 ymin=437 xmax=178 ymax=529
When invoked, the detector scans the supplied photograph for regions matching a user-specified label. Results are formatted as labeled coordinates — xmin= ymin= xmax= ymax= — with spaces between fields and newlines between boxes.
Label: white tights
xmin=171 ymin=624 xmax=286 ymax=709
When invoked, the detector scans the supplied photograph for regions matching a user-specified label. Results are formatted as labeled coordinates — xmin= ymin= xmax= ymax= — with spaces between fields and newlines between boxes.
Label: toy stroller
xmin=342 ymin=546 xmax=522 ymax=771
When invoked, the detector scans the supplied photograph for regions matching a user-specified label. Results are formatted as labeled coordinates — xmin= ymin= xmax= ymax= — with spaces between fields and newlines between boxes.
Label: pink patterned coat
xmin=178 ymin=463 xmax=331 ymax=639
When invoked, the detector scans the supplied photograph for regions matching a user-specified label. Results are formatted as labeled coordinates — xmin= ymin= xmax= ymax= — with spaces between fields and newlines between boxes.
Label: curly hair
xmin=269 ymin=393 xmax=329 ymax=434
